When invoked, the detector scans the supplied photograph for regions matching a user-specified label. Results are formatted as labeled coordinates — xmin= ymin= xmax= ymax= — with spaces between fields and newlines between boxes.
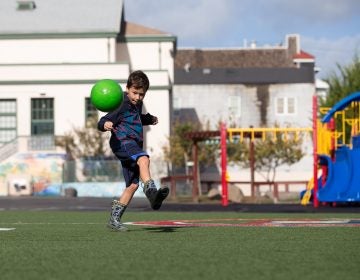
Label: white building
xmin=0 ymin=0 xmax=176 ymax=195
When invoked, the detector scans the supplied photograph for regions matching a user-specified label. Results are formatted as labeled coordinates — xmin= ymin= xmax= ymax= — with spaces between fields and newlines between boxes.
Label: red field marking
xmin=126 ymin=219 xmax=360 ymax=228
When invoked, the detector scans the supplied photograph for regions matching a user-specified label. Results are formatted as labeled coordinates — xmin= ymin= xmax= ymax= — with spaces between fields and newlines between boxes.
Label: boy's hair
xmin=127 ymin=70 xmax=150 ymax=92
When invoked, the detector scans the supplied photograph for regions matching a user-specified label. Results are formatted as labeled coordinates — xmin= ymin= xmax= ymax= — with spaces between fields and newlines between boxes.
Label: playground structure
xmin=302 ymin=91 xmax=360 ymax=206
xmin=164 ymin=92 xmax=360 ymax=207
xmin=165 ymin=123 xmax=312 ymax=205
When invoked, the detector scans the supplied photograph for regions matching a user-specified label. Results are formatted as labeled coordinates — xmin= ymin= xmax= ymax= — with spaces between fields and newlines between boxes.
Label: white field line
xmin=271 ymin=219 xmax=351 ymax=224
xmin=0 ymin=222 xmax=104 ymax=225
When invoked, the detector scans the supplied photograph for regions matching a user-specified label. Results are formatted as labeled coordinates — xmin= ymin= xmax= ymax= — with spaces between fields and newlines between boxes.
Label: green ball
xmin=90 ymin=79 xmax=123 ymax=112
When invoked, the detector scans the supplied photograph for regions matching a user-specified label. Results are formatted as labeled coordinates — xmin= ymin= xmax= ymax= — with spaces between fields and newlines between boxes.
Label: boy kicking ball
xmin=98 ymin=70 xmax=169 ymax=231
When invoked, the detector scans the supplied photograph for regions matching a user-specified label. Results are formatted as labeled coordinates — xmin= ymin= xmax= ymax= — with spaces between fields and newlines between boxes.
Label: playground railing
xmin=318 ymin=103 xmax=360 ymax=155
xmin=202 ymin=180 xmax=308 ymax=202
xmin=227 ymin=127 xmax=312 ymax=142
xmin=160 ymin=175 xmax=194 ymax=201
xmin=161 ymin=175 xmax=308 ymax=203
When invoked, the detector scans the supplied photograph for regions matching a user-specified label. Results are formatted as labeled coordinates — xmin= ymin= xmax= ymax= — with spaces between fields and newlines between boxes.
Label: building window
xmin=173 ymin=96 xmax=181 ymax=109
xmin=228 ymin=95 xmax=241 ymax=124
xmin=275 ymin=97 xmax=296 ymax=115
xmin=0 ymin=99 xmax=17 ymax=144
xmin=31 ymin=98 xmax=54 ymax=135
xmin=17 ymin=1 xmax=36 ymax=11
xmin=85 ymin=98 xmax=98 ymax=127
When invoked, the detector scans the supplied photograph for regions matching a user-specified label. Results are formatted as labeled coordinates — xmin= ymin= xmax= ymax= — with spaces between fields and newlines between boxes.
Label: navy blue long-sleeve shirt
xmin=97 ymin=94 xmax=155 ymax=151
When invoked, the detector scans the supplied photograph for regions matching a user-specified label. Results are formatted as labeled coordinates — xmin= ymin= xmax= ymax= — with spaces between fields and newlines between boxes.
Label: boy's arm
xmin=141 ymin=113 xmax=158 ymax=125
xmin=97 ymin=108 xmax=121 ymax=131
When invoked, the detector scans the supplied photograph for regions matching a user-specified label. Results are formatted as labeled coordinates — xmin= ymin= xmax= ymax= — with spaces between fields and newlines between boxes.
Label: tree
xmin=55 ymin=117 xmax=119 ymax=182
xmin=320 ymin=53 xmax=360 ymax=142
xmin=55 ymin=117 xmax=112 ymax=159
xmin=321 ymin=53 xmax=360 ymax=108
xmin=165 ymin=122 xmax=305 ymax=183
xmin=162 ymin=121 xmax=219 ymax=171
xmin=252 ymin=132 xmax=304 ymax=182
xmin=226 ymin=140 xmax=249 ymax=164
xmin=227 ymin=129 xmax=305 ymax=182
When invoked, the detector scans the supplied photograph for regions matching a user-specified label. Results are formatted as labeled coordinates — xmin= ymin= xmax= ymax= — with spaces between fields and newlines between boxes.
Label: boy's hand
xmin=104 ymin=121 xmax=113 ymax=131
xmin=152 ymin=116 xmax=158 ymax=125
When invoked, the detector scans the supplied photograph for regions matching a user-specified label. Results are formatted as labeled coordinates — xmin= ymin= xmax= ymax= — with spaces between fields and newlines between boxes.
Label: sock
xmin=111 ymin=200 xmax=127 ymax=222
xmin=143 ymin=180 xmax=157 ymax=199
xmin=117 ymin=203 xmax=127 ymax=221
xmin=144 ymin=179 xmax=156 ymax=189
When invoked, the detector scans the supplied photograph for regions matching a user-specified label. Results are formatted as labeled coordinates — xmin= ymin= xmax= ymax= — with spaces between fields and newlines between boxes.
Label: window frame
xmin=275 ymin=96 xmax=297 ymax=116
xmin=0 ymin=99 xmax=17 ymax=144
xmin=85 ymin=97 xmax=98 ymax=127
xmin=30 ymin=98 xmax=54 ymax=136
xmin=227 ymin=95 xmax=242 ymax=119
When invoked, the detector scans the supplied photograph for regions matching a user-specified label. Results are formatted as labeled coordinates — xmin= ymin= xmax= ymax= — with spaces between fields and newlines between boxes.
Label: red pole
xmin=329 ymin=118 xmax=335 ymax=161
xmin=220 ymin=122 xmax=228 ymax=206
xmin=249 ymin=140 xmax=255 ymax=198
xmin=312 ymin=95 xmax=319 ymax=208
xmin=192 ymin=142 xmax=199 ymax=202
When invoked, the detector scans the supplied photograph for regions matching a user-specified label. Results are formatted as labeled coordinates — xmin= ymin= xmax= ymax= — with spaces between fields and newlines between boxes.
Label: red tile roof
xmin=293 ymin=50 xmax=315 ymax=59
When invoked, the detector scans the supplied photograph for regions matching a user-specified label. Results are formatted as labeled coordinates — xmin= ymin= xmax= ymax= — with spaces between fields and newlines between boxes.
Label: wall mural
xmin=0 ymin=152 xmax=147 ymax=198
xmin=0 ymin=153 xmax=65 ymax=196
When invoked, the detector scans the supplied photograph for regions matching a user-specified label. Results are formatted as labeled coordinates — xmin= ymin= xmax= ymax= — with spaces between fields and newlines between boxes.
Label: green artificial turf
xmin=0 ymin=211 xmax=359 ymax=280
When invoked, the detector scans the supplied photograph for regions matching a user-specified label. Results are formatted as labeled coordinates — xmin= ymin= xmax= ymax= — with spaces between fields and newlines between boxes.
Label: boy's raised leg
xmin=144 ymin=180 xmax=169 ymax=210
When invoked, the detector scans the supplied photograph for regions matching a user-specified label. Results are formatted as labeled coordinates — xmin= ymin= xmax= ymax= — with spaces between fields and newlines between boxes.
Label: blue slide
xmin=345 ymin=145 xmax=360 ymax=201
xmin=318 ymin=145 xmax=360 ymax=202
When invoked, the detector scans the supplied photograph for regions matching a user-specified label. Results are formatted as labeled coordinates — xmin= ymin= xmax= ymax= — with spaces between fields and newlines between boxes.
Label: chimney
xmin=286 ymin=34 xmax=300 ymax=56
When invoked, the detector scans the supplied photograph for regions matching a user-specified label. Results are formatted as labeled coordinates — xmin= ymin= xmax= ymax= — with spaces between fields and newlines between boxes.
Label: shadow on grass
xmin=141 ymin=226 xmax=190 ymax=233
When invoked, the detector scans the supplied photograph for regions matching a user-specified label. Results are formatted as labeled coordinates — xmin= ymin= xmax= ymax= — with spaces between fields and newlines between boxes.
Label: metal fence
xmin=28 ymin=135 xmax=56 ymax=151
xmin=62 ymin=160 xmax=123 ymax=183
xmin=0 ymin=135 xmax=57 ymax=162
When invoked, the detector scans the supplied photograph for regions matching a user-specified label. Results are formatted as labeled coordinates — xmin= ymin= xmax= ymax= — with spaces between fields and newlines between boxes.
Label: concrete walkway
xmin=1 ymin=196 xmax=360 ymax=213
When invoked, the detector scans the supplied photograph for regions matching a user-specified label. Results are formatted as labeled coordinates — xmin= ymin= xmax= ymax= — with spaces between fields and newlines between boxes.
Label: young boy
xmin=97 ymin=70 xmax=169 ymax=231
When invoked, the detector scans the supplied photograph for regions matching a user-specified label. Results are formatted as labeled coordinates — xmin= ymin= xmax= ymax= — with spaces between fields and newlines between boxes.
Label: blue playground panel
xmin=321 ymin=91 xmax=360 ymax=123
xmin=318 ymin=142 xmax=360 ymax=203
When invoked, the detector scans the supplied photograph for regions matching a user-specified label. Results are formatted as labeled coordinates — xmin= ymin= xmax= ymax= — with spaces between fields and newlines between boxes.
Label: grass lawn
xmin=1 ymin=211 xmax=359 ymax=280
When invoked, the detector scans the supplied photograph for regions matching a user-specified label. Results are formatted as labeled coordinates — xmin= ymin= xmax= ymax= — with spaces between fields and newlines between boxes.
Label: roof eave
xmin=119 ymin=35 xmax=177 ymax=43
xmin=0 ymin=32 xmax=119 ymax=39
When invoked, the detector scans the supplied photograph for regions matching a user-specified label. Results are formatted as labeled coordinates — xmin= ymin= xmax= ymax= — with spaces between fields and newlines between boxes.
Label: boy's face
xmin=126 ymin=86 xmax=146 ymax=105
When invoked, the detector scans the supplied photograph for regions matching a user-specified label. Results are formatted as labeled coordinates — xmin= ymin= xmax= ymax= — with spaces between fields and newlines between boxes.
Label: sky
xmin=125 ymin=0 xmax=360 ymax=79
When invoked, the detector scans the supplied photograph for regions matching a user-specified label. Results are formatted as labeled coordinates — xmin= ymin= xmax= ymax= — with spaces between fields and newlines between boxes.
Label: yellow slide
xmin=301 ymin=177 xmax=314 ymax=205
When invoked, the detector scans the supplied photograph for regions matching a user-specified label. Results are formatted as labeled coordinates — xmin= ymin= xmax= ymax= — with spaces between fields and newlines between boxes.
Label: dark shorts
xmin=113 ymin=141 xmax=149 ymax=187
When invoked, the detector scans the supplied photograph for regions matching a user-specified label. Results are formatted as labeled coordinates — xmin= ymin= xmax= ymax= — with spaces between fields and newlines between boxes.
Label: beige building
xmin=174 ymin=34 xmax=315 ymax=129
xmin=173 ymin=35 xmax=316 ymax=196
